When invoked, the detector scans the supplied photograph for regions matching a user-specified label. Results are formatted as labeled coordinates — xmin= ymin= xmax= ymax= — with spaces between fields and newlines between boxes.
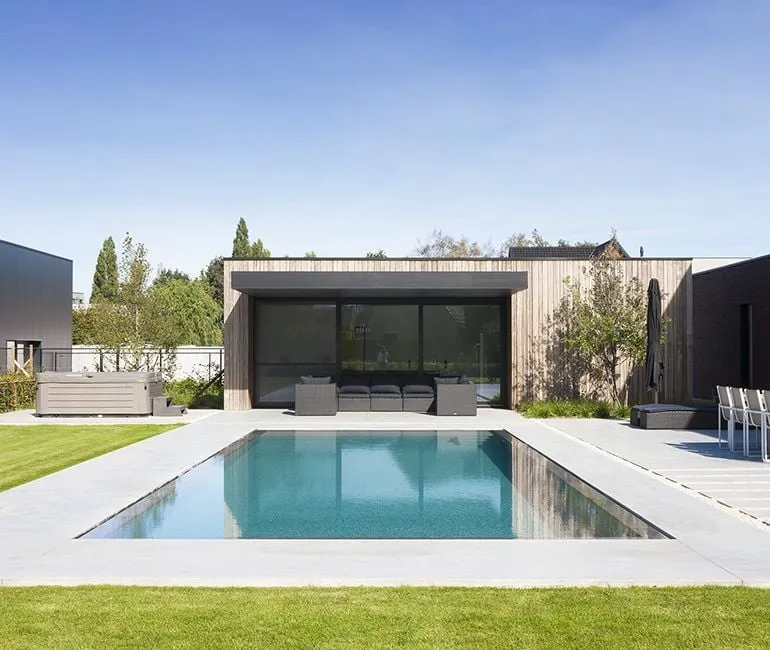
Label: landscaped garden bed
xmin=518 ymin=399 xmax=631 ymax=419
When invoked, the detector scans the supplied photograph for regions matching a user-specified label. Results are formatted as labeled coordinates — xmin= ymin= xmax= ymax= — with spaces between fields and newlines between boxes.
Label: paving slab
xmin=0 ymin=408 xmax=218 ymax=426
xmin=543 ymin=418 xmax=770 ymax=527
xmin=1 ymin=410 xmax=769 ymax=587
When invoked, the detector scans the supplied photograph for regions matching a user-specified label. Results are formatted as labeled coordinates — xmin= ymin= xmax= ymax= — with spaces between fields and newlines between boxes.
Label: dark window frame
xmin=252 ymin=297 xmax=508 ymax=408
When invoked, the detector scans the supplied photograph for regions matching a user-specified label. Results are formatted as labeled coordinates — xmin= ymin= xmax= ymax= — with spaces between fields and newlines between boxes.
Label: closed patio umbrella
xmin=645 ymin=278 xmax=664 ymax=403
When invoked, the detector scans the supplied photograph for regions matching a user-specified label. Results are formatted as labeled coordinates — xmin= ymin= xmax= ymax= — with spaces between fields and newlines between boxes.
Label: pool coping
xmin=1 ymin=410 xmax=769 ymax=587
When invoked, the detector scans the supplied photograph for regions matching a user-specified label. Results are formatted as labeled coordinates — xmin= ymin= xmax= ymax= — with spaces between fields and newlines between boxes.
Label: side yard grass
xmin=2 ymin=586 xmax=770 ymax=648
xmin=0 ymin=424 xmax=180 ymax=492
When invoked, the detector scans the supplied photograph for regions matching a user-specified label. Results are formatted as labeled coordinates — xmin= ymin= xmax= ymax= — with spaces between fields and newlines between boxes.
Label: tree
xmin=200 ymin=256 xmax=224 ymax=307
xmin=75 ymin=234 xmax=188 ymax=372
xmin=561 ymin=260 xmax=651 ymax=404
xmin=118 ymin=233 xmax=151 ymax=319
xmin=499 ymin=230 xmax=551 ymax=254
xmin=415 ymin=230 xmax=493 ymax=257
xmin=249 ymin=239 xmax=270 ymax=258
xmin=149 ymin=279 xmax=222 ymax=345
xmin=304 ymin=251 xmax=317 ymax=258
xmin=153 ymin=267 xmax=191 ymax=288
xmin=232 ymin=217 xmax=251 ymax=257
xmin=232 ymin=217 xmax=271 ymax=258
xmin=90 ymin=236 xmax=119 ymax=303
xmin=366 ymin=250 xmax=387 ymax=259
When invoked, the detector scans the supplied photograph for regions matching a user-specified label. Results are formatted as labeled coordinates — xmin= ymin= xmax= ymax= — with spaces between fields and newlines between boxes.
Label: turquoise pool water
xmin=83 ymin=430 xmax=665 ymax=540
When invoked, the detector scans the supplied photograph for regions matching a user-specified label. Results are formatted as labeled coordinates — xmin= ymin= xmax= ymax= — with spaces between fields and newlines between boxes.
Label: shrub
xmin=0 ymin=373 xmax=36 ymax=413
xmin=164 ymin=377 xmax=223 ymax=410
xmin=517 ymin=399 xmax=630 ymax=419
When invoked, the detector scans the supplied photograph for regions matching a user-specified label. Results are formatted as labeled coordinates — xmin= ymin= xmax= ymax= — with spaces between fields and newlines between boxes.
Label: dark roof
xmin=508 ymin=237 xmax=630 ymax=260
xmin=507 ymin=246 xmax=596 ymax=260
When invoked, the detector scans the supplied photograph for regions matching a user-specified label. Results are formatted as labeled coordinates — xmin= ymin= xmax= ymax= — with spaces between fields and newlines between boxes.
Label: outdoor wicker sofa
xmin=295 ymin=373 xmax=477 ymax=415
xmin=294 ymin=381 xmax=337 ymax=416
xmin=436 ymin=383 xmax=477 ymax=416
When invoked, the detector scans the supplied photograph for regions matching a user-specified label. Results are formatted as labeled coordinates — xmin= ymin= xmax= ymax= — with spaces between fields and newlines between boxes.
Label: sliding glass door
xmin=423 ymin=304 xmax=502 ymax=405
xmin=254 ymin=302 xmax=336 ymax=405
xmin=253 ymin=299 xmax=506 ymax=407
xmin=341 ymin=304 xmax=419 ymax=372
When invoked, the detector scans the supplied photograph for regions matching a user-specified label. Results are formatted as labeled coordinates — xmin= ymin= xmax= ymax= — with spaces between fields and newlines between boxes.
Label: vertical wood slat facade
xmin=224 ymin=258 xmax=692 ymax=410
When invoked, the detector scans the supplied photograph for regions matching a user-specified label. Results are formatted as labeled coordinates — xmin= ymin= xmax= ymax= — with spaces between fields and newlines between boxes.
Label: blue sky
xmin=1 ymin=0 xmax=768 ymax=294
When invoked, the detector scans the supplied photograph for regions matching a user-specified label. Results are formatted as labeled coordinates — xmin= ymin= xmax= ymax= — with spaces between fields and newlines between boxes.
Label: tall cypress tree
xmin=90 ymin=236 xmax=119 ymax=303
xmin=232 ymin=218 xmax=251 ymax=257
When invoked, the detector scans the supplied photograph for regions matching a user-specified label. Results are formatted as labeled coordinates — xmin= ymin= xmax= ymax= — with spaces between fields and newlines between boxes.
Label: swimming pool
xmin=83 ymin=430 xmax=665 ymax=540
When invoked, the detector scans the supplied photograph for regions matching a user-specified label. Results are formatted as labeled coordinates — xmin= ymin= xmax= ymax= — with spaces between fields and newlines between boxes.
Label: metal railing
xmin=1 ymin=346 xmax=225 ymax=382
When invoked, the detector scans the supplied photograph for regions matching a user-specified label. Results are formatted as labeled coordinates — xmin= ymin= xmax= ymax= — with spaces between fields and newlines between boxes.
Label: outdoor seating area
xmin=716 ymin=385 xmax=770 ymax=460
xmin=294 ymin=374 xmax=478 ymax=416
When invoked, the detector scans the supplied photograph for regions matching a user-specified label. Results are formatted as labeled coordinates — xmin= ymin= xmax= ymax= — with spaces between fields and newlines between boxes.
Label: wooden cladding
xmin=224 ymin=258 xmax=692 ymax=410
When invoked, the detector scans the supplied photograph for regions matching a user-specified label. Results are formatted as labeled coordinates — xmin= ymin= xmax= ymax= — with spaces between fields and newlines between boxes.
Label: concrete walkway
xmin=0 ymin=408 xmax=217 ymax=426
xmin=1 ymin=410 xmax=769 ymax=587
xmin=543 ymin=418 xmax=770 ymax=527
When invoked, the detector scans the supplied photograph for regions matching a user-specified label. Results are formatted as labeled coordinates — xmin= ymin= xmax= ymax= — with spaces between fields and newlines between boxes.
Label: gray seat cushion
xmin=370 ymin=384 xmax=401 ymax=395
xmin=300 ymin=375 xmax=332 ymax=384
xmin=403 ymin=384 xmax=434 ymax=395
xmin=338 ymin=385 xmax=370 ymax=395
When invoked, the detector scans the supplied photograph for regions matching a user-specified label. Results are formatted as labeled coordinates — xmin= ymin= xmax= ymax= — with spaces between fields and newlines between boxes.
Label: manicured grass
xmin=0 ymin=424 xmax=180 ymax=492
xmin=518 ymin=399 xmax=631 ymax=419
xmin=1 ymin=586 xmax=770 ymax=648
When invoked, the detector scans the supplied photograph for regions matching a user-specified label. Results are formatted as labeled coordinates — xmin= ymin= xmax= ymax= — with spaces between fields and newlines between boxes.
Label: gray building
xmin=0 ymin=240 xmax=73 ymax=373
xmin=693 ymin=255 xmax=770 ymax=398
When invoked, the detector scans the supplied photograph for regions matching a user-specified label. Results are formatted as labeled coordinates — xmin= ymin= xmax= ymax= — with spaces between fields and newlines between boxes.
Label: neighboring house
xmin=72 ymin=292 xmax=85 ymax=310
xmin=0 ymin=240 xmax=73 ymax=373
xmin=223 ymin=256 xmax=693 ymax=410
xmin=692 ymin=255 xmax=770 ymax=398
xmin=508 ymin=237 xmax=630 ymax=261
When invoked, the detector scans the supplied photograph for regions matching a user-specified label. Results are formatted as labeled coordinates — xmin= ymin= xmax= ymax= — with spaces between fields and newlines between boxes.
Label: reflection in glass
xmin=341 ymin=304 xmax=419 ymax=372
xmin=254 ymin=303 xmax=336 ymax=405
xmin=256 ymin=364 xmax=336 ymax=405
xmin=84 ymin=431 xmax=666 ymax=540
xmin=423 ymin=304 xmax=502 ymax=404
xmin=256 ymin=303 xmax=336 ymax=364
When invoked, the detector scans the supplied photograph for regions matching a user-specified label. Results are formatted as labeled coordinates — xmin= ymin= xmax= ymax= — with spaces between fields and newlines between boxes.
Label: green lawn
xmin=1 ymin=586 xmax=769 ymax=648
xmin=0 ymin=424 xmax=180 ymax=492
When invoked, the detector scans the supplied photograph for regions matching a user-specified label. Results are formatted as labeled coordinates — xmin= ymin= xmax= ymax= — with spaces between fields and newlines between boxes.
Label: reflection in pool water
xmin=83 ymin=431 xmax=665 ymax=540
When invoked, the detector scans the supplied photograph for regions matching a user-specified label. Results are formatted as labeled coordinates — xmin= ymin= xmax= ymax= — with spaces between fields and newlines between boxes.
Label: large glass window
xmin=253 ymin=300 xmax=505 ymax=407
xmin=423 ymin=304 xmax=502 ymax=405
xmin=341 ymin=304 xmax=419 ymax=372
xmin=255 ymin=303 xmax=336 ymax=405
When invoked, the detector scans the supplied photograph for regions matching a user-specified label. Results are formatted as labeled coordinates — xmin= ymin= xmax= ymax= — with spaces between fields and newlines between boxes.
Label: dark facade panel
xmin=0 ymin=240 xmax=73 ymax=372
xmin=692 ymin=256 xmax=770 ymax=397
xmin=232 ymin=271 xmax=528 ymax=298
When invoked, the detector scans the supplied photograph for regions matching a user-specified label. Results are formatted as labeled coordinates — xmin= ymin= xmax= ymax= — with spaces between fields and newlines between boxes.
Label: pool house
xmin=223 ymin=257 xmax=693 ymax=410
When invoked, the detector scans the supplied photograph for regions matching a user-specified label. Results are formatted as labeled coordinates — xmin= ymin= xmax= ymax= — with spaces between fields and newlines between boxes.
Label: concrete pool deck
xmin=1 ymin=409 xmax=770 ymax=587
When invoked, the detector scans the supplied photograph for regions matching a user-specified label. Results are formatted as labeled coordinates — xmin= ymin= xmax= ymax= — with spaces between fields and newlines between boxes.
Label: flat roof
xmin=0 ymin=239 xmax=72 ymax=263
xmin=231 ymin=270 xmax=528 ymax=298
xmin=225 ymin=256 xmax=693 ymax=262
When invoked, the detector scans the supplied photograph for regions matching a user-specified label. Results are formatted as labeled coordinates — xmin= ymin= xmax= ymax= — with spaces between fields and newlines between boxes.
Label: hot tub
xmin=36 ymin=371 xmax=163 ymax=416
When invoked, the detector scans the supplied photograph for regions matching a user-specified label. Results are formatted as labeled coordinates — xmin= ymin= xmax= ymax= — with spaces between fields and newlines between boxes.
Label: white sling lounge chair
xmin=745 ymin=389 xmax=767 ymax=461
xmin=716 ymin=386 xmax=735 ymax=452
xmin=729 ymin=387 xmax=750 ymax=456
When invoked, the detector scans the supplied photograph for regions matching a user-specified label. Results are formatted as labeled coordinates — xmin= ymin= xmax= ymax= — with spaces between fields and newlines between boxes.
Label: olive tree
xmin=561 ymin=260 xmax=650 ymax=404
